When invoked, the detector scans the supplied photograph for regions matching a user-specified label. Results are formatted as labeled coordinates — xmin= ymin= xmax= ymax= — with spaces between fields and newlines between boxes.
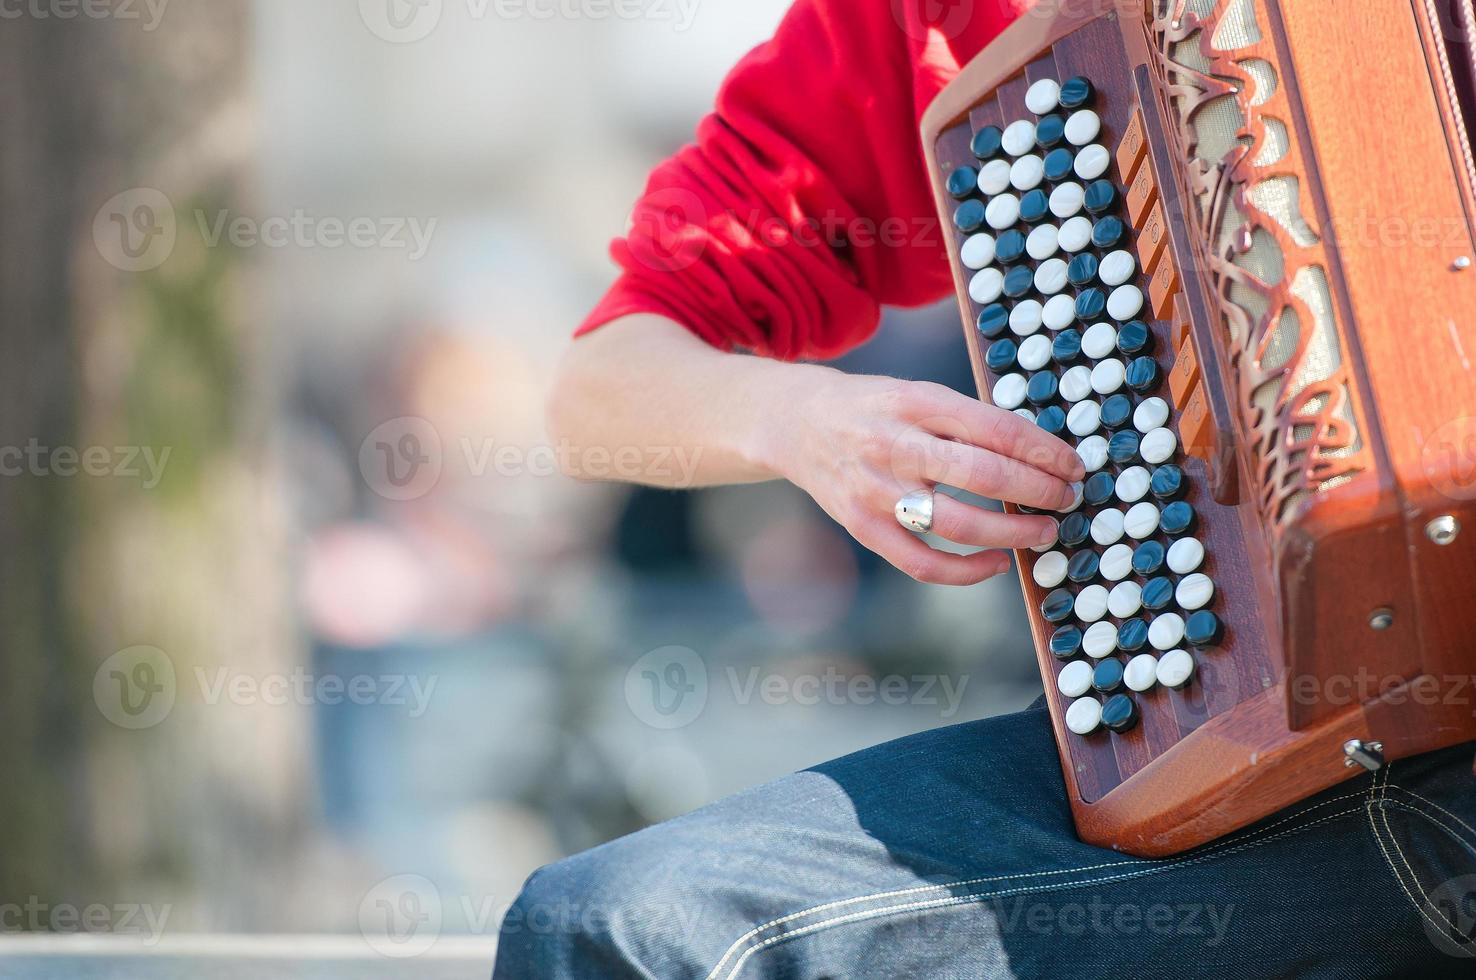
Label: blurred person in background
xmin=492 ymin=0 xmax=1476 ymax=977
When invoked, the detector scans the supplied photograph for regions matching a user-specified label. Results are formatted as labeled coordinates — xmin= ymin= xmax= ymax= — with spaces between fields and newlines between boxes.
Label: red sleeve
xmin=577 ymin=0 xmax=1026 ymax=361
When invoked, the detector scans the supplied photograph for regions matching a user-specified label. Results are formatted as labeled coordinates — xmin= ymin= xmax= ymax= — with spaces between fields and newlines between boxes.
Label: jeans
xmin=493 ymin=700 xmax=1476 ymax=978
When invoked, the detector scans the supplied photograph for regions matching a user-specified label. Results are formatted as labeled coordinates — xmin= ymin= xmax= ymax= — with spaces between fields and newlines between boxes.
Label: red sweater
xmin=577 ymin=0 xmax=1031 ymax=360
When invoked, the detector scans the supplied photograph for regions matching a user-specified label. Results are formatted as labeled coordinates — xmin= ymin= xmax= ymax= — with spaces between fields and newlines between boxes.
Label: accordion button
xmin=1076 ymin=287 xmax=1107 ymax=321
xmin=1084 ymin=179 xmax=1118 ymax=214
xmin=1058 ymin=660 xmax=1094 ymax=698
xmin=1044 ymin=147 xmax=1076 ymax=183
xmin=1067 ymin=399 xmax=1101 ymax=437
xmin=1133 ymin=396 xmax=1170 ymax=433
xmin=1027 ymin=371 xmax=1059 ymax=407
xmin=1059 ymin=215 xmax=1094 ymax=252
xmin=961 ymin=232 xmax=996 ymax=270
xmin=1140 ymin=426 xmax=1178 ymax=465
xmin=1118 ymin=319 xmax=1154 ymax=357
xmin=1035 ymin=258 xmax=1069 ymax=295
xmin=1059 ymin=511 xmax=1092 ymax=548
xmin=1059 ymin=365 xmax=1094 ymax=402
xmin=1019 ymin=189 xmax=1051 ymax=224
xmin=1026 ymin=77 xmax=1062 ymax=114
xmin=1101 ymin=694 xmax=1139 ymax=734
xmin=1109 ymin=581 xmax=1144 ymax=619
xmin=1018 ymin=334 xmax=1052 ymax=371
xmin=1064 ymin=109 xmax=1101 ymax=147
xmin=1107 ymin=284 xmax=1145 ymax=321
xmin=1074 ymin=144 xmax=1111 ymax=181
xmin=1052 ymin=328 xmax=1083 ymax=365
xmin=986 ymin=194 xmax=1021 ymax=230
xmin=972 ymin=125 xmax=1005 ymax=160
xmin=1082 ymin=618 xmax=1118 ymax=655
xmin=1100 ymin=393 xmax=1134 ymax=430
xmin=1093 ymin=657 xmax=1126 ymax=694
xmin=1091 ymin=358 xmax=1126 ymax=395
xmin=1033 ymin=550 xmax=1069 ymax=588
xmin=1036 ymin=405 xmax=1068 ymax=437
xmin=1065 ymin=696 xmax=1104 ymax=735
xmin=1035 ymin=114 xmax=1067 ymax=150
xmin=1092 ymin=214 xmax=1126 ymax=250
xmin=1051 ymin=624 xmax=1085 ymax=660
xmin=1043 ymin=294 xmax=1078 ymax=331
xmin=1081 ymin=322 xmax=1118 ymax=360
xmin=1003 ymin=119 xmax=1038 ymax=157
xmin=1176 ymin=573 xmax=1215 ymax=611
xmin=1115 ymin=465 xmax=1151 ymax=503
xmin=1160 ymin=500 xmax=1197 ymax=537
xmin=969 ymin=268 xmax=1004 ymax=305
xmin=995 ymin=229 xmax=1028 ymax=264
xmin=1108 ymin=429 xmax=1141 ymax=465
xmin=1141 ymin=576 xmax=1175 ymax=612
xmin=1150 ymin=463 xmax=1186 ymax=500
xmin=1012 ymin=154 xmax=1046 ymax=191
xmin=1100 ymin=250 xmax=1137 ymax=288
xmin=1059 ymin=75 xmax=1096 ymax=110
xmin=979 ymin=158 xmax=1013 ymax=194
xmin=1100 ymin=543 xmax=1134 ymax=582
xmin=985 ymin=339 xmax=1018 ymax=373
xmin=1042 ymin=588 xmax=1076 ymax=623
xmin=1185 ymin=610 xmax=1224 ymax=648
xmin=1132 ymin=540 xmax=1167 ymax=577
xmin=1117 ymin=618 xmax=1150 ymax=653
xmin=1067 ymin=549 xmax=1100 ymax=585
xmin=954 ymin=199 xmax=987 ymax=233
xmin=1014 ymin=408 xmax=1037 ymax=424
xmin=1076 ymin=435 xmax=1109 ymax=473
xmin=947 ymin=167 xmax=979 ymax=199
xmin=1083 ymin=472 xmax=1116 ymax=507
xmin=1027 ymin=224 xmax=1060 ymax=261
xmin=1009 ymin=299 xmax=1044 ymax=336
xmin=1156 ymin=649 xmax=1196 ymax=689
xmin=992 ymin=373 xmax=1028 ymax=410
xmin=1050 ymin=182 xmax=1086 ymax=219
xmin=1091 ymin=508 xmax=1126 ymax=546
xmin=1124 ymin=653 xmax=1159 ymax=692
xmin=1067 ymin=252 xmax=1100 ymax=287
xmin=1003 ymin=265 xmax=1035 ymax=300
xmin=976 ymin=304 xmax=1010 ymax=339
xmin=1124 ymin=502 xmax=1161 ymax=540
xmin=1125 ymin=355 xmax=1161 ymax=394
xmin=1167 ymin=537 xmax=1205 ymax=575
xmin=1150 ymin=613 xmax=1186 ymax=651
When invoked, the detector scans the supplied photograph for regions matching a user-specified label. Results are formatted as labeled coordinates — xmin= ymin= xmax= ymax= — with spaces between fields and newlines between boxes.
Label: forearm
xmin=547 ymin=314 xmax=833 ymax=488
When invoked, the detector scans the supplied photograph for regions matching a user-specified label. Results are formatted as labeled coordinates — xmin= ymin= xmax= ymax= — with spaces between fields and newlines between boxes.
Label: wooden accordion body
xmin=922 ymin=0 xmax=1476 ymax=856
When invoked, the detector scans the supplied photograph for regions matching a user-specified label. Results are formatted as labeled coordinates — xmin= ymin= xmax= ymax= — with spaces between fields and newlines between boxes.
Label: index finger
xmin=907 ymin=385 xmax=1084 ymax=483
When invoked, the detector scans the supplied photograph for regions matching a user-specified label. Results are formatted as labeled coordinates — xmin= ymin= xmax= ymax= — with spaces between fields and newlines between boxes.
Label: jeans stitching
xmin=1382 ymin=799 xmax=1476 ymax=860
xmin=701 ymin=785 xmax=1369 ymax=979
xmin=1389 ymin=785 xmax=1476 ymax=843
xmin=719 ymin=805 xmax=1365 ymax=980
xmin=1369 ymin=766 xmax=1464 ymax=937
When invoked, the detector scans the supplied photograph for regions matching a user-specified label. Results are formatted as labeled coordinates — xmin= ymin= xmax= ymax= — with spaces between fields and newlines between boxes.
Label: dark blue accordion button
xmin=1150 ymin=463 xmax=1186 ymax=500
xmin=1093 ymin=658 xmax=1125 ymax=694
xmin=977 ymin=304 xmax=1010 ymax=339
xmin=1036 ymin=405 xmax=1067 ymax=436
xmin=1076 ymin=288 xmax=1107 ymax=321
xmin=1043 ymin=147 xmax=1075 ymax=182
xmin=1083 ymin=472 xmax=1116 ymax=507
xmin=1185 ymin=610 xmax=1224 ymax=647
xmin=1003 ymin=265 xmax=1035 ymax=299
xmin=1116 ymin=321 xmax=1153 ymax=357
xmin=1067 ymin=549 xmax=1100 ymax=584
xmin=1059 ymin=75 xmax=1096 ymax=110
xmin=1035 ymin=114 xmax=1066 ymax=149
xmin=1108 ymin=429 xmax=1141 ymax=465
xmin=1067 ymin=252 xmax=1099 ymax=288
xmin=1117 ymin=618 xmax=1150 ymax=653
xmin=1042 ymin=588 xmax=1076 ymax=623
xmin=1051 ymin=625 xmax=1084 ymax=660
xmin=985 ymin=339 xmax=1018 ymax=372
xmin=1100 ymin=394 xmax=1134 ymax=430
xmin=995 ymin=230 xmax=1027 ymax=264
xmin=1092 ymin=215 xmax=1126 ymax=249
xmin=954 ymin=199 xmax=987 ymax=233
xmin=1053 ymin=329 xmax=1083 ymax=364
xmin=1059 ymin=512 xmax=1092 ymax=548
xmin=1132 ymin=540 xmax=1166 ymax=576
xmin=1125 ymin=356 xmax=1161 ymax=394
xmin=1019 ymin=189 xmax=1051 ymax=224
xmin=972 ymin=125 xmax=1004 ymax=160
xmin=1084 ymin=179 xmax=1118 ymax=214
xmin=1101 ymin=693 xmax=1139 ymax=733
xmin=947 ymin=167 xmax=978 ymax=199
xmin=1160 ymin=500 xmax=1197 ymax=536
xmin=1141 ymin=575 xmax=1175 ymax=611
xmin=1027 ymin=371 xmax=1059 ymax=406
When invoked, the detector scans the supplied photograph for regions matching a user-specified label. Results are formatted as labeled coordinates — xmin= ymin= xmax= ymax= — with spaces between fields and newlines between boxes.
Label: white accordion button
xmin=992 ymin=373 xmax=1028 ymax=410
xmin=969 ymin=268 xmax=1004 ymax=305
xmin=1167 ymin=536 xmax=1206 ymax=574
xmin=1076 ymin=585 xmax=1110 ymax=624
xmin=1176 ymin=573 xmax=1215 ymax=611
xmin=1108 ymin=580 xmax=1143 ymax=619
xmin=1064 ymin=109 xmax=1102 ymax=147
xmin=1057 ymin=216 xmax=1093 ymax=253
xmin=1073 ymin=144 xmax=1111 ymax=180
xmin=1156 ymin=649 xmax=1196 ymax=689
xmin=1134 ymin=397 xmax=1170 ymax=434
xmin=1011 ymin=155 xmax=1045 ymax=191
xmin=1149 ymin=612 xmax=1186 ymax=651
xmin=1115 ymin=466 xmax=1150 ymax=504
xmin=1027 ymin=224 xmax=1060 ymax=261
xmin=1082 ymin=620 xmax=1119 ymax=658
xmin=1107 ymin=284 xmax=1144 ymax=321
xmin=1014 ymin=408 xmax=1037 ymax=422
xmin=1124 ymin=501 xmax=1161 ymax=540
xmin=1033 ymin=550 xmax=1069 ymax=588
xmin=1035 ymin=258 xmax=1069 ymax=295
xmin=1003 ymin=119 xmax=1038 ymax=156
xmin=979 ymin=159 xmax=1013 ymax=195
xmin=1077 ymin=435 xmax=1109 ymax=472
xmin=961 ymin=233 xmax=996 ymax=270
xmin=1066 ymin=696 xmax=1103 ymax=735
xmin=1018 ymin=334 xmax=1052 ymax=372
xmin=1124 ymin=653 xmax=1159 ymax=693
xmin=1091 ymin=508 xmax=1125 ymax=546
xmin=1058 ymin=481 xmax=1085 ymax=514
xmin=1099 ymin=250 xmax=1137 ymax=287
xmin=1026 ymin=77 xmax=1062 ymax=114
xmin=1081 ymin=322 xmax=1117 ymax=360
xmin=1043 ymin=294 xmax=1078 ymax=330
xmin=1100 ymin=543 xmax=1134 ymax=582
xmin=986 ymin=194 xmax=1021 ymax=230
xmin=1059 ymin=365 xmax=1094 ymax=402
xmin=1010 ymin=300 xmax=1044 ymax=337
xmin=1067 ymin=399 xmax=1102 ymax=437
xmin=1140 ymin=427 xmax=1179 ymax=465
xmin=1058 ymin=659 xmax=1094 ymax=699
xmin=1091 ymin=358 xmax=1126 ymax=395
xmin=1049 ymin=182 xmax=1085 ymax=219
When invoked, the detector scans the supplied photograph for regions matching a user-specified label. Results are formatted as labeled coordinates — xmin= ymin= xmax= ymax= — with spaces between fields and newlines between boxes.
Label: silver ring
xmin=895 ymin=488 xmax=935 ymax=534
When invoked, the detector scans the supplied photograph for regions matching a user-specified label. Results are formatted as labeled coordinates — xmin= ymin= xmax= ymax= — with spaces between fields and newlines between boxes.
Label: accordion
xmin=923 ymin=0 xmax=1476 ymax=856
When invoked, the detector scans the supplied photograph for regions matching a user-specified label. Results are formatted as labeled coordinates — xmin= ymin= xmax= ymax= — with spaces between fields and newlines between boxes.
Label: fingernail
xmin=1038 ymin=520 xmax=1060 ymax=546
xmin=1059 ymin=481 xmax=1083 ymax=511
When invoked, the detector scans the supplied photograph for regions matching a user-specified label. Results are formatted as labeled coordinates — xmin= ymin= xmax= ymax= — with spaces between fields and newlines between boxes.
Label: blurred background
xmin=0 ymin=0 xmax=1039 ymax=972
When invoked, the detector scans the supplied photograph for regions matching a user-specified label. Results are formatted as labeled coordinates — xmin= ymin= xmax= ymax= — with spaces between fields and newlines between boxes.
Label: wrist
xmin=736 ymin=359 xmax=838 ymax=483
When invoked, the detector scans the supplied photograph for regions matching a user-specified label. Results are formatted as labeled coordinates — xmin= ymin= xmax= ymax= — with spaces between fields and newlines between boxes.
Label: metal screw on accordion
xmin=1453 ymin=255 xmax=1472 ymax=271
xmin=1367 ymin=607 xmax=1395 ymax=631
xmin=1426 ymin=515 xmax=1461 ymax=546
xmin=1343 ymin=739 xmax=1385 ymax=771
